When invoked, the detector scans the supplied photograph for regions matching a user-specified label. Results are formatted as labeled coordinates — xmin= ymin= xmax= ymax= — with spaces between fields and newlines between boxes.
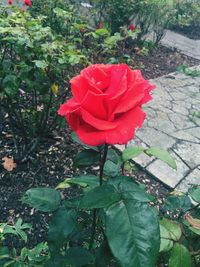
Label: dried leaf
xmin=185 ymin=214 xmax=200 ymax=230
xmin=2 ymin=157 xmax=17 ymax=171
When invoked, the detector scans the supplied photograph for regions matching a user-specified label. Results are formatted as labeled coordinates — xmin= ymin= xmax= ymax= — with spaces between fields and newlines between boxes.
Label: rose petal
xmin=71 ymin=75 xmax=102 ymax=102
xmin=81 ymin=91 xmax=108 ymax=120
xmin=81 ymin=65 xmax=110 ymax=91
xmin=57 ymin=99 xmax=79 ymax=116
xmin=76 ymin=107 xmax=145 ymax=146
xmin=81 ymin=108 xmax=117 ymax=130
xmin=106 ymin=64 xmax=128 ymax=98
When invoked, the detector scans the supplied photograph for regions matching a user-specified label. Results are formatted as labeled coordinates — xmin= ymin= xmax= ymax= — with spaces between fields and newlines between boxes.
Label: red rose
xmin=58 ymin=64 xmax=155 ymax=146
xmin=24 ymin=0 xmax=32 ymax=6
xmin=129 ymin=24 xmax=136 ymax=31
xmin=7 ymin=0 xmax=13 ymax=5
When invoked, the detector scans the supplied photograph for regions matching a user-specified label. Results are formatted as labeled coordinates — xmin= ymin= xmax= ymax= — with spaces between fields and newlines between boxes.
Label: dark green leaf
xmin=103 ymin=160 xmax=120 ymax=177
xmin=163 ymin=195 xmax=192 ymax=212
xmin=145 ymin=147 xmax=177 ymax=170
xmin=48 ymin=207 xmax=77 ymax=250
xmin=65 ymin=247 xmax=94 ymax=267
xmin=22 ymin=188 xmax=61 ymax=212
xmin=106 ymin=200 xmax=160 ymax=267
xmin=108 ymin=176 xmax=155 ymax=202
xmin=168 ymin=244 xmax=191 ymax=267
xmin=80 ymin=185 xmax=121 ymax=209
xmin=74 ymin=149 xmax=100 ymax=167
xmin=122 ymin=147 xmax=145 ymax=162
xmin=95 ymin=241 xmax=113 ymax=267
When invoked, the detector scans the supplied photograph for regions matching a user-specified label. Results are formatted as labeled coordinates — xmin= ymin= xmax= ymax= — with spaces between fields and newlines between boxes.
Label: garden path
xmin=161 ymin=30 xmax=200 ymax=60
xmin=122 ymin=66 xmax=200 ymax=190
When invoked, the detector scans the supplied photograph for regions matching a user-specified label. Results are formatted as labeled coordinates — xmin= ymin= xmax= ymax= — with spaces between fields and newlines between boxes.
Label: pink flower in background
xmin=7 ymin=0 xmax=13 ymax=5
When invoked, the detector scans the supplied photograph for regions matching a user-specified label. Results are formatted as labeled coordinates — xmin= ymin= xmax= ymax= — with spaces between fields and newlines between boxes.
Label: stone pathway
xmin=127 ymin=68 xmax=200 ymax=190
xmin=161 ymin=30 xmax=200 ymax=60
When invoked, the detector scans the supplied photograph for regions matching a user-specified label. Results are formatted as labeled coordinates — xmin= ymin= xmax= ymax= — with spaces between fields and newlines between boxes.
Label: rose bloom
xmin=24 ymin=0 xmax=32 ymax=6
xmin=7 ymin=0 xmax=13 ymax=5
xmin=58 ymin=64 xmax=155 ymax=146
xmin=129 ymin=24 xmax=136 ymax=31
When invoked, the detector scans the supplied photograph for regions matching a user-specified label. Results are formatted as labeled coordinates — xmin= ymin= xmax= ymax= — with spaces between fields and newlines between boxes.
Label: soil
xmin=171 ymin=25 xmax=200 ymax=40
xmin=0 ymin=44 xmax=199 ymax=251
xmin=131 ymin=45 xmax=200 ymax=79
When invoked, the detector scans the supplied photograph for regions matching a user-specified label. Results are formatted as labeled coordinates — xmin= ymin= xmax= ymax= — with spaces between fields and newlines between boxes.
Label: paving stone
xmin=161 ymin=30 xmax=200 ymax=60
xmin=173 ymin=142 xmax=200 ymax=169
xmin=176 ymin=168 xmax=200 ymax=192
xmin=146 ymin=151 xmax=190 ymax=188
xmin=125 ymin=65 xmax=200 ymax=189
xmin=128 ymin=138 xmax=153 ymax=168
xmin=136 ymin=127 xmax=176 ymax=149
xmin=170 ymin=130 xmax=200 ymax=143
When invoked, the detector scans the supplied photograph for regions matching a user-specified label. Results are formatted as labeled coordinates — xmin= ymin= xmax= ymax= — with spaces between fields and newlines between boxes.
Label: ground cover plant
xmin=0 ymin=1 xmax=200 ymax=267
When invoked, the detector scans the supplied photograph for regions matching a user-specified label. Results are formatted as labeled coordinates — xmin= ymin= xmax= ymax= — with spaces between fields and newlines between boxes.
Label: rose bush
xmin=58 ymin=64 xmax=155 ymax=146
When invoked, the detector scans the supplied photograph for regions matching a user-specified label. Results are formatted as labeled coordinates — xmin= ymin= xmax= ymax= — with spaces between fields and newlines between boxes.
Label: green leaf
xmin=108 ymin=176 xmax=155 ymax=202
xmin=145 ymin=147 xmax=177 ymax=169
xmin=56 ymin=175 xmax=99 ymax=189
xmin=48 ymin=207 xmax=77 ymax=250
xmin=33 ymin=60 xmax=48 ymax=69
xmin=64 ymin=247 xmax=94 ymax=267
xmin=189 ymin=187 xmax=200 ymax=203
xmin=74 ymin=149 xmax=100 ymax=167
xmin=122 ymin=147 xmax=145 ymax=162
xmin=163 ymin=195 xmax=192 ymax=212
xmin=159 ymin=224 xmax=174 ymax=252
xmin=95 ymin=241 xmax=112 ymax=267
xmin=22 ymin=188 xmax=61 ymax=212
xmin=169 ymin=244 xmax=191 ymax=267
xmin=160 ymin=218 xmax=182 ymax=242
xmin=80 ymin=185 xmax=121 ymax=209
xmin=0 ymin=247 xmax=10 ymax=260
xmin=103 ymin=160 xmax=120 ymax=177
xmin=106 ymin=200 xmax=160 ymax=267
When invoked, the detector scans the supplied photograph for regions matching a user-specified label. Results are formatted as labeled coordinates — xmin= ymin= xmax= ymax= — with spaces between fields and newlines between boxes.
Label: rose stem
xmin=89 ymin=144 xmax=108 ymax=251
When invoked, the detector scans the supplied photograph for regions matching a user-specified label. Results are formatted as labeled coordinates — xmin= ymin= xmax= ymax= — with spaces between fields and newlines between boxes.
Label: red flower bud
xmin=24 ymin=0 xmax=32 ymax=6
xmin=129 ymin=24 xmax=136 ymax=31
xmin=7 ymin=0 xmax=13 ymax=5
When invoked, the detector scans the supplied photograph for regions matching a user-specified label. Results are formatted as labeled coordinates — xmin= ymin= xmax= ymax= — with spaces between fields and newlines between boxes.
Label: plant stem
xmin=99 ymin=144 xmax=108 ymax=186
xmin=89 ymin=144 xmax=108 ymax=251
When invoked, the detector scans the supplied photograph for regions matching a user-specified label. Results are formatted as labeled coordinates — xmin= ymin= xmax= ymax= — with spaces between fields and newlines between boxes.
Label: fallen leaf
xmin=185 ymin=214 xmax=200 ymax=230
xmin=2 ymin=157 xmax=17 ymax=172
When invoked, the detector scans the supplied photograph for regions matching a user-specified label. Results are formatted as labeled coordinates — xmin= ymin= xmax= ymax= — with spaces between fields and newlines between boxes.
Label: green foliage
xmin=91 ymin=0 xmax=175 ymax=43
xmin=22 ymin=187 xmax=61 ymax=212
xmin=0 ymin=6 xmax=88 ymax=161
xmin=168 ymin=244 xmax=192 ymax=267
xmin=105 ymin=177 xmax=160 ymax=267
xmin=171 ymin=0 xmax=200 ymax=30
